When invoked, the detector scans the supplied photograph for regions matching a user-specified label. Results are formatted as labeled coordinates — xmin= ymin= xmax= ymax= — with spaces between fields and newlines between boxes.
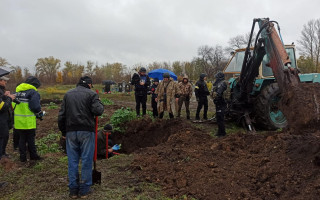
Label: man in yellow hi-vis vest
xmin=13 ymin=76 xmax=43 ymax=162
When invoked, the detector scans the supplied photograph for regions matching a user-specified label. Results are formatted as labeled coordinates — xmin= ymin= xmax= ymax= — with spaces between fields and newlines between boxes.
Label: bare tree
xmin=226 ymin=32 xmax=256 ymax=53
xmin=298 ymin=19 xmax=320 ymax=72
xmin=197 ymin=45 xmax=225 ymax=78
xmin=0 ymin=57 xmax=10 ymax=67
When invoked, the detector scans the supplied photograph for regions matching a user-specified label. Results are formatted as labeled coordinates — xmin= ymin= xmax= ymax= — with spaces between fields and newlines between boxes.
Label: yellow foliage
xmin=207 ymin=81 xmax=213 ymax=91
xmin=56 ymin=71 xmax=63 ymax=83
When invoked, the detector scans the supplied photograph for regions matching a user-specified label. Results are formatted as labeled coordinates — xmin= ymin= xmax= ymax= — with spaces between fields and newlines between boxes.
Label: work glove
xmin=35 ymin=111 xmax=45 ymax=120
xmin=196 ymin=97 xmax=199 ymax=102
xmin=186 ymin=96 xmax=190 ymax=101
xmin=112 ymin=144 xmax=121 ymax=151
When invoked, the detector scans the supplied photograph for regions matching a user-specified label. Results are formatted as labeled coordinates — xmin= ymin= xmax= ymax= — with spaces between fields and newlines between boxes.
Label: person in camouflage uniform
xmin=177 ymin=75 xmax=193 ymax=119
xmin=155 ymin=73 xmax=180 ymax=119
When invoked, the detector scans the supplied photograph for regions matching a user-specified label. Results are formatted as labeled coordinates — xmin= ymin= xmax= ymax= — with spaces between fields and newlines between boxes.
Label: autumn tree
xmin=35 ymin=56 xmax=61 ymax=83
xmin=56 ymin=71 xmax=63 ymax=83
xmin=297 ymin=56 xmax=316 ymax=73
xmin=10 ymin=66 xmax=23 ymax=83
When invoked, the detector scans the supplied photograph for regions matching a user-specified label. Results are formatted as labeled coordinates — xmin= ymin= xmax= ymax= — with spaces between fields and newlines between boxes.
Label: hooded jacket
xmin=195 ymin=74 xmax=209 ymax=98
xmin=178 ymin=76 xmax=193 ymax=98
xmin=213 ymin=72 xmax=227 ymax=105
xmin=13 ymin=77 xmax=42 ymax=130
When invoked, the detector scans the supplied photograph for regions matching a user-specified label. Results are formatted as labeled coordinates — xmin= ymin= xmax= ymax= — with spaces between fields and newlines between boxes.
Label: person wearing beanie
xmin=155 ymin=73 xmax=180 ymax=119
xmin=195 ymin=73 xmax=210 ymax=121
xmin=58 ymin=75 xmax=104 ymax=198
xmin=97 ymin=124 xmax=119 ymax=158
xmin=150 ymin=78 xmax=159 ymax=117
xmin=131 ymin=67 xmax=151 ymax=117
xmin=13 ymin=76 xmax=43 ymax=162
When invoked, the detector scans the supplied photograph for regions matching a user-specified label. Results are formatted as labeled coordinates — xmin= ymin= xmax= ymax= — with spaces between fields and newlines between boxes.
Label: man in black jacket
xmin=0 ymin=76 xmax=15 ymax=160
xmin=131 ymin=67 xmax=150 ymax=116
xmin=212 ymin=72 xmax=228 ymax=137
xmin=58 ymin=76 xmax=104 ymax=199
xmin=195 ymin=73 xmax=210 ymax=121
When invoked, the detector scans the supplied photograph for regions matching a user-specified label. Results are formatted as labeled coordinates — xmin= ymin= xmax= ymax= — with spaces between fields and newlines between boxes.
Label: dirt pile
xmin=281 ymin=83 xmax=320 ymax=131
xmin=130 ymin=126 xmax=320 ymax=200
xmin=114 ymin=118 xmax=196 ymax=153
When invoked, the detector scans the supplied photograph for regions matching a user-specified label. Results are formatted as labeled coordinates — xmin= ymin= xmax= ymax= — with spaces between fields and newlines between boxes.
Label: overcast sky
xmin=0 ymin=0 xmax=319 ymax=71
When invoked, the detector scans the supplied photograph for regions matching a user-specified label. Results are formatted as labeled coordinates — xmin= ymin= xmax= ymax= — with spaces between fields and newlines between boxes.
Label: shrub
xmin=110 ymin=107 xmax=137 ymax=132
xmin=36 ymin=133 xmax=61 ymax=155
xmin=101 ymin=98 xmax=114 ymax=105
xmin=47 ymin=102 xmax=58 ymax=109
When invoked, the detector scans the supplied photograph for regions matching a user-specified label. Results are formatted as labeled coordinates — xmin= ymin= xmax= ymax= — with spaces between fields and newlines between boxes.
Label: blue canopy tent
xmin=148 ymin=69 xmax=177 ymax=81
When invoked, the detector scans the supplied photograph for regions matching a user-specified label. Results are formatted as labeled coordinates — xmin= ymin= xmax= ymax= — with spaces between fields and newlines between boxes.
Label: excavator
xmin=223 ymin=18 xmax=320 ymax=131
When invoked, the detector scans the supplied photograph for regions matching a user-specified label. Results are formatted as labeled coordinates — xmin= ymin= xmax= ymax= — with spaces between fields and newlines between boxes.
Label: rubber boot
xmin=159 ymin=112 xmax=164 ymax=119
xmin=169 ymin=113 xmax=174 ymax=119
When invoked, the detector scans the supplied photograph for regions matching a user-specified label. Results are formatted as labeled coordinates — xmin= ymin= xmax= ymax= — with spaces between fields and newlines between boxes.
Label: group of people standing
xmin=131 ymin=67 xmax=228 ymax=137
xmin=0 ymin=75 xmax=43 ymax=163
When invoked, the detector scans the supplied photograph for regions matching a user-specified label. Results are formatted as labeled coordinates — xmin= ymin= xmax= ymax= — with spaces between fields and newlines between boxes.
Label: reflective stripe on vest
xmin=0 ymin=101 xmax=4 ymax=111
xmin=13 ymin=101 xmax=36 ymax=130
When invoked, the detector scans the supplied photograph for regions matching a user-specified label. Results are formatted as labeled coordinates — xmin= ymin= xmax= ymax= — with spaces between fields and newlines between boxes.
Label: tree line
xmin=1 ymin=18 xmax=319 ymax=85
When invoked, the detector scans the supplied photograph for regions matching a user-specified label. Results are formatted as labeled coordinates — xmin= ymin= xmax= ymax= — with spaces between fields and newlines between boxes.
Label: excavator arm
xmin=236 ymin=18 xmax=301 ymax=131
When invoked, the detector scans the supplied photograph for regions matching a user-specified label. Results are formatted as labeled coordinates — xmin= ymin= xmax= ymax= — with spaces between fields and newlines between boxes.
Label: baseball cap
xmin=0 ymin=76 xmax=9 ymax=81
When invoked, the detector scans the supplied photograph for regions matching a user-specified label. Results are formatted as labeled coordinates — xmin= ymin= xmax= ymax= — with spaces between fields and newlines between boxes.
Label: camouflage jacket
xmin=155 ymin=79 xmax=180 ymax=102
xmin=178 ymin=82 xmax=193 ymax=98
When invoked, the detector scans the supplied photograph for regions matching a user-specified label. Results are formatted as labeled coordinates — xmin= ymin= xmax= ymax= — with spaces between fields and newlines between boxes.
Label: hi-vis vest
xmin=12 ymin=83 xmax=37 ymax=129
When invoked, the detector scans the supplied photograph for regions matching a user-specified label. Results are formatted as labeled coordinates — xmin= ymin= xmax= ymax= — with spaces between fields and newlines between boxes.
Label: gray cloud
xmin=0 ymin=0 xmax=319 ymax=70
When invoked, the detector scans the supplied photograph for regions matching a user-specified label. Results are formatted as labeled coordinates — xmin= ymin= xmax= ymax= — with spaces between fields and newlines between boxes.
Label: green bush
xmin=47 ymin=102 xmax=58 ymax=109
xmin=36 ymin=133 xmax=61 ymax=155
xmin=101 ymin=98 xmax=114 ymax=105
xmin=110 ymin=107 xmax=137 ymax=132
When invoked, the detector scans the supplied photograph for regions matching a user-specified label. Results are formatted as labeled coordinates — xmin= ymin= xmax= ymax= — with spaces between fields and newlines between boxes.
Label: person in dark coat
xmin=131 ymin=67 xmax=151 ymax=116
xmin=212 ymin=72 xmax=228 ymax=137
xmin=97 ymin=124 xmax=119 ymax=158
xmin=195 ymin=73 xmax=210 ymax=121
xmin=150 ymin=78 xmax=159 ymax=117
xmin=58 ymin=76 xmax=104 ymax=198
xmin=0 ymin=76 xmax=15 ymax=160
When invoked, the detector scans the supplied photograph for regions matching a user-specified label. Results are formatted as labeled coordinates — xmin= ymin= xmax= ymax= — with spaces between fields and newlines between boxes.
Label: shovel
xmin=92 ymin=90 xmax=101 ymax=185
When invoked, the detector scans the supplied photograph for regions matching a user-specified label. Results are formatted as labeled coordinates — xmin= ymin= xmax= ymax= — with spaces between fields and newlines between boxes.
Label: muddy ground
xmin=1 ymin=94 xmax=320 ymax=200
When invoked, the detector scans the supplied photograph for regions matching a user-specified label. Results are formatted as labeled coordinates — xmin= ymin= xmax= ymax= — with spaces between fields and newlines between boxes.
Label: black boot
xmin=169 ymin=113 xmax=174 ymax=119
xmin=159 ymin=112 xmax=164 ymax=119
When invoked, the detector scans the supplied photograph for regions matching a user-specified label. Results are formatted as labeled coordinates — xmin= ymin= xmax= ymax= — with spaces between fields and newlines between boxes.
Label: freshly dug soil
xmin=281 ymin=83 xmax=320 ymax=131
xmin=130 ymin=123 xmax=320 ymax=200
xmin=114 ymin=118 xmax=196 ymax=154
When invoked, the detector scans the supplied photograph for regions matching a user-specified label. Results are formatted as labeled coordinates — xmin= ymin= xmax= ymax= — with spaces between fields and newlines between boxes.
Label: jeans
xmin=17 ymin=129 xmax=39 ymax=161
xmin=66 ymin=131 xmax=95 ymax=195
xmin=135 ymin=93 xmax=147 ymax=116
